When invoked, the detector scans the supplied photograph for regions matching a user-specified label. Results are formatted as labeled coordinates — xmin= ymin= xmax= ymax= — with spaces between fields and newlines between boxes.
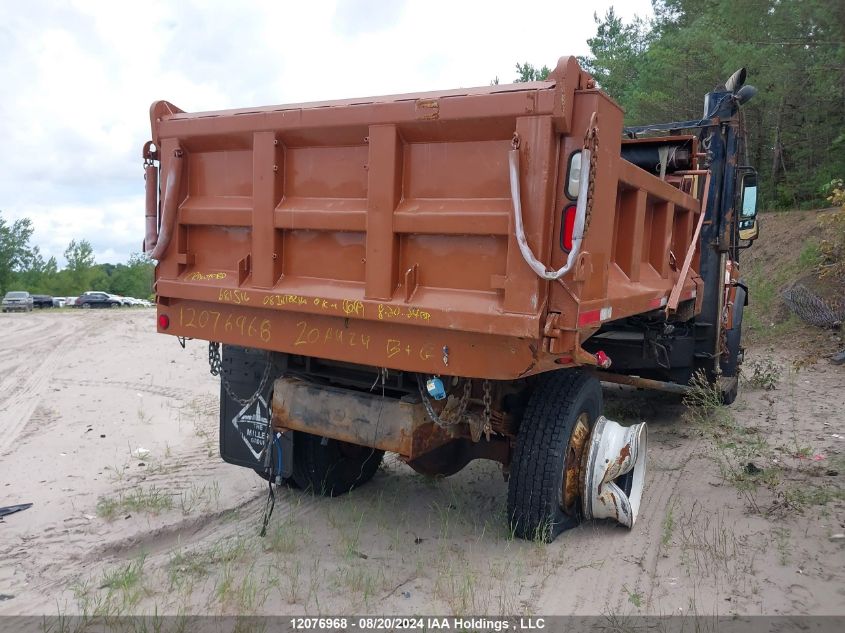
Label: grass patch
xmin=743 ymin=355 xmax=782 ymax=390
xmin=100 ymin=555 xmax=146 ymax=596
xmin=96 ymin=486 xmax=173 ymax=520
xmin=70 ymin=555 xmax=148 ymax=617
xmin=168 ymin=536 xmax=251 ymax=590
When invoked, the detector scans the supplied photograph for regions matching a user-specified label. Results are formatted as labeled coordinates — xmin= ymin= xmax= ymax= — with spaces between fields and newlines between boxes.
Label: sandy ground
xmin=0 ymin=309 xmax=843 ymax=618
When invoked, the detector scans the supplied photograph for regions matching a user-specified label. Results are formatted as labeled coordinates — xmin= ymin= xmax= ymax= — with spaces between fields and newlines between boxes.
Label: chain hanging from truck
xmin=583 ymin=112 xmax=599 ymax=232
xmin=208 ymin=342 xmax=273 ymax=410
xmin=417 ymin=376 xmax=493 ymax=441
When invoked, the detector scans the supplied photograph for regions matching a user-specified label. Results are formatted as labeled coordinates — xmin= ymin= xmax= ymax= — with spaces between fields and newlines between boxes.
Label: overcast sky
xmin=0 ymin=0 xmax=652 ymax=266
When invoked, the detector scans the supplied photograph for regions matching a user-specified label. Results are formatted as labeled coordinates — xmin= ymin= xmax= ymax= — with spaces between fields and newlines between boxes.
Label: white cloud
xmin=0 ymin=0 xmax=652 ymax=266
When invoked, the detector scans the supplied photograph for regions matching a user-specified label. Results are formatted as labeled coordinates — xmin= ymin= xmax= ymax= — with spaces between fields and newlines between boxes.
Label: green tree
xmin=579 ymin=8 xmax=651 ymax=107
xmin=14 ymin=245 xmax=48 ymax=293
xmin=64 ymin=239 xmax=96 ymax=294
xmin=579 ymin=0 xmax=845 ymax=209
xmin=514 ymin=62 xmax=551 ymax=82
xmin=0 ymin=212 xmax=35 ymax=294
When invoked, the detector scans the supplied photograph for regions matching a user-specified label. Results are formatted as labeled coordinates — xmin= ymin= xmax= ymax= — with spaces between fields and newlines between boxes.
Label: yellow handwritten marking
xmin=187 ymin=271 xmax=227 ymax=281
xmin=313 ymin=298 xmax=339 ymax=312
xmin=378 ymin=304 xmax=402 ymax=320
xmin=263 ymin=294 xmax=309 ymax=307
xmin=386 ymin=338 xmax=401 ymax=358
xmin=178 ymin=307 xmax=270 ymax=342
xmin=406 ymin=307 xmax=431 ymax=321
xmin=378 ymin=304 xmax=431 ymax=321
xmin=343 ymin=300 xmax=365 ymax=317
xmin=218 ymin=289 xmax=251 ymax=305
xmin=293 ymin=321 xmax=371 ymax=351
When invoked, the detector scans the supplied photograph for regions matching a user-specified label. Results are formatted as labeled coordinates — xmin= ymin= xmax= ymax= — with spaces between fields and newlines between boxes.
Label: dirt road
xmin=0 ymin=310 xmax=842 ymax=617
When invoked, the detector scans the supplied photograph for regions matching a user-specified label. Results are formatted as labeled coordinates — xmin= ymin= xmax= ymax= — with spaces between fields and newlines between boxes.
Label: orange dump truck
xmin=143 ymin=57 xmax=758 ymax=540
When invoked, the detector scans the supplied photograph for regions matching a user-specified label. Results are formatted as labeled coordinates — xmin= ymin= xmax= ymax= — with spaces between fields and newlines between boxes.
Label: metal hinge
xmin=542 ymin=312 xmax=564 ymax=354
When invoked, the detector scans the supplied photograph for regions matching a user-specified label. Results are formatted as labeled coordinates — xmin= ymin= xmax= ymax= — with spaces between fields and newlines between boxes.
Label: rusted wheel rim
xmin=561 ymin=413 xmax=591 ymax=513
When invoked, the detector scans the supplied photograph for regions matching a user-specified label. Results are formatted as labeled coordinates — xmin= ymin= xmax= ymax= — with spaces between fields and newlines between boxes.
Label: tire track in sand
xmin=534 ymin=410 xmax=699 ymax=614
xmin=0 ymin=313 xmax=96 ymax=454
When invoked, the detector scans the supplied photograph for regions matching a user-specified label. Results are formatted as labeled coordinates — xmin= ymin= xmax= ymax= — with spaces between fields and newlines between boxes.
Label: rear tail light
xmin=158 ymin=314 xmax=170 ymax=330
xmin=561 ymin=204 xmax=577 ymax=252
xmin=566 ymin=151 xmax=582 ymax=199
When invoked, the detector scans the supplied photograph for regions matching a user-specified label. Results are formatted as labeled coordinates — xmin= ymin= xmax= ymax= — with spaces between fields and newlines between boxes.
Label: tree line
xmin=0 ymin=211 xmax=153 ymax=299
xmin=519 ymin=0 xmax=844 ymax=210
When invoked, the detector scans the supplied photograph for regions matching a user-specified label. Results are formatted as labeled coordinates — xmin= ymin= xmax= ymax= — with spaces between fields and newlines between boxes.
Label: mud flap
xmin=219 ymin=345 xmax=292 ymax=477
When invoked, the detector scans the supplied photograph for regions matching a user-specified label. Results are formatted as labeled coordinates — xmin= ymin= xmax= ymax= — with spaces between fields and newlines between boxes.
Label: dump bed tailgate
xmin=148 ymin=60 xmax=598 ymax=378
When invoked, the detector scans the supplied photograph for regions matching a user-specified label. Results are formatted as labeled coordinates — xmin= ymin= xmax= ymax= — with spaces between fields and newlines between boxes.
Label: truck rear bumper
xmin=271 ymin=377 xmax=444 ymax=459
xmin=158 ymin=298 xmax=548 ymax=379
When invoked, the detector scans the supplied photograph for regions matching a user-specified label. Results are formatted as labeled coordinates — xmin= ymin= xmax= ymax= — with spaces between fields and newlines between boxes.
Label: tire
xmin=720 ymin=286 xmax=746 ymax=405
xmin=110 ymin=302 xmax=119 ymax=309
xmin=291 ymin=431 xmax=383 ymax=496
xmin=507 ymin=370 xmax=602 ymax=542
xmin=82 ymin=302 xmax=91 ymax=309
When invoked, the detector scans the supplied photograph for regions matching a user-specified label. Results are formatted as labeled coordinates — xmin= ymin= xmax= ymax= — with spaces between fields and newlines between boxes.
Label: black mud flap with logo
xmin=219 ymin=345 xmax=293 ymax=477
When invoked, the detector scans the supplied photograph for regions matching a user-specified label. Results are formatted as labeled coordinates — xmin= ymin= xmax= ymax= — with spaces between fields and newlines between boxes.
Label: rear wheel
xmin=507 ymin=370 xmax=602 ymax=542
xmin=82 ymin=302 xmax=91 ymax=309
xmin=292 ymin=431 xmax=383 ymax=496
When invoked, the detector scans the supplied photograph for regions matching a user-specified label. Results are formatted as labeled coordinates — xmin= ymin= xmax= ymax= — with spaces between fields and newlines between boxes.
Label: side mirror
xmin=738 ymin=171 xmax=759 ymax=241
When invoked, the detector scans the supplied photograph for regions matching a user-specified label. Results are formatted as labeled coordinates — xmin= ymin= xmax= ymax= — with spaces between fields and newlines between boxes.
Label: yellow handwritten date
xmin=293 ymin=321 xmax=370 ymax=350
xmin=263 ymin=294 xmax=308 ymax=307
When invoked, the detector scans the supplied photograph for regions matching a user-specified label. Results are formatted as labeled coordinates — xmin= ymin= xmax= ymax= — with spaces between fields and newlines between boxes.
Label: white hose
xmin=508 ymin=148 xmax=590 ymax=280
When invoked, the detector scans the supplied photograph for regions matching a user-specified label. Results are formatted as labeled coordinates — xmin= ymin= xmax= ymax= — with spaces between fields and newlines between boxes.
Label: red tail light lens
xmin=158 ymin=314 xmax=170 ymax=330
xmin=561 ymin=204 xmax=576 ymax=252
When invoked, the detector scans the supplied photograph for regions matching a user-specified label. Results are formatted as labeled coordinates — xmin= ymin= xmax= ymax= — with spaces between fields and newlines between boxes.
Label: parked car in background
xmin=2 ymin=291 xmax=34 ymax=312
xmin=32 ymin=295 xmax=54 ymax=309
xmin=76 ymin=291 xmax=121 ymax=309
xmin=52 ymin=297 xmax=67 ymax=308
xmin=66 ymin=296 xmax=78 ymax=307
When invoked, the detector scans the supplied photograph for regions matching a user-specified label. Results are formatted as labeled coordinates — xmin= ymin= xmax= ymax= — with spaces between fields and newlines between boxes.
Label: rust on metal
xmin=591 ymin=371 xmax=692 ymax=395
xmin=270 ymin=376 xmax=503 ymax=461
xmin=415 ymin=98 xmax=440 ymax=120
xmin=616 ymin=442 xmax=631 ymax=466
xmin=562 ymin=415 xmax=591 ymax=512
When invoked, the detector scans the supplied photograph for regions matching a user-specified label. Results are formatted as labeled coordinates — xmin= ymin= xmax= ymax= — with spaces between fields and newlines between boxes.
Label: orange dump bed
xmin=147 ymin=57 xmax=702 ymax=379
